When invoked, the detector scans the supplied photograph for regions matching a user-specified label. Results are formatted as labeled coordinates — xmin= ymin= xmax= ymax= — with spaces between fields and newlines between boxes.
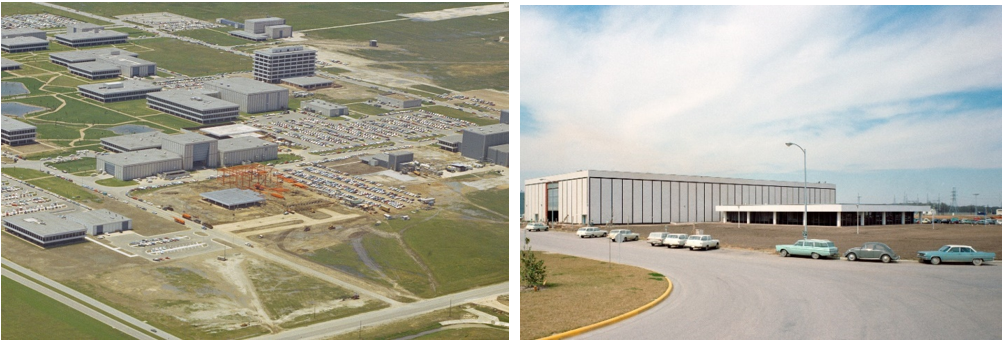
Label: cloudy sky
xmin=520 ymin=5 xmax=1002 ymax=206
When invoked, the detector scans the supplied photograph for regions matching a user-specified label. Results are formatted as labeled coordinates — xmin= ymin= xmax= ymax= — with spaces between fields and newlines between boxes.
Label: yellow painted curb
xmin=538 ymin=276 xmax=674 ymax=340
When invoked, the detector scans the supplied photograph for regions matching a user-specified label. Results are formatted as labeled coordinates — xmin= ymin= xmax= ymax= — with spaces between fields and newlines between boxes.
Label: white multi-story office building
xmin=253 ymin=46 xmax=316 ymax=83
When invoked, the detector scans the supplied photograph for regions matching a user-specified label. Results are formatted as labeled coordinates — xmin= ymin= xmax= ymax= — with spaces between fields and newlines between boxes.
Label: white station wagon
xmin=576 ymin=227 xmax=607 ymax=238
xmin=661 ymin=233 xmax=690 ymax=248
xmin=525 ymin=222 xmax=548 ymax=232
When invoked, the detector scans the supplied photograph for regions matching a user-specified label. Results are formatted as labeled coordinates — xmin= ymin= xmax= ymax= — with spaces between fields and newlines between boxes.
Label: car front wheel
xmin=811 ymin=252 xmax=821 ymax=260
xmin=973 ymin=258 xmax=983 ymax=266
xmin=780 ymin=250 xmax=789 ymax=257
xmin=881 ymin=255 xmax=891 ymax=263
xmin=847 ymin=253 xmax=857 ymax=262
xmin=931 ymin=257 xmax=941 ymax=265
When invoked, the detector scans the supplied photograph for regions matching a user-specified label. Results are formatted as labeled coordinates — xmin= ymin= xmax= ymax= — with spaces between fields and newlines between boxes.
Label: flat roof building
xmin=437 ymin=134 xmax=463 ymax=152
xmin=1 ymin=58 xmax=22 ymax=71
xmin=500 ymin=109 xmax=509 ymax=124
xmin=68 ymin=209 xmax=132 ymax=235
xmin=254 ymin=46 xmax=316 ymax=83
xmin=282 ymin=76 xmax=333 ymax=90
xmin=68 ymin=23 xmax=104 ymax=33
xmin=199 ymin=124 xmax=263 ymax=139
xmin=79 ymin=80 xmax=163 ymax=103
xmin=714 ymin=204 xmax=932 ymax=227
xmin=203 ymin=77 xmax=289 ymax=114
xmin=525 ymin=170 xmax=837 ymax=225
xmin=147 ymin=89 xmax=239 ymax=124
xmin=360 ymin=151 xmax=413 ymax=172
xmin=2 ymin=212 xmax=87 ymax=247
xmin=2 ymin=116 xmax=37 ymax=146
xmin=68 ymin=61 xmax=122 ymax=80
xmin=3 ymin=28 xmax=47 ymax=40
xmin=201 ymin=188 xmax=265 ymax=209
xmin=161 ymin=131 xmax=219 ymax=170
xmin=218 ymin=136 xmax=278 ymax=167
xmin=377 ymin=93 xmax=422 ymax=109
xmin=1 ymin=36 xmax=49 ymax=53
xmin=460 ymin=124 xmax=508 ymax=162
xmin=487 ymin=144 xmax=508 ymax=167
xmin=100 ymin=131 xmax=169 ymax=152
xmin=51 ymin=48 xmax=154 ymax=78
xmin=50 ymin=48 xmax=137 ymax=66
xmin=55 ymin=30 xmax=128 ymax=48
xmin=96 ymin=149 xmax=183 ymax=181
xmin=301 ymin=99 xmax=347 ymax=117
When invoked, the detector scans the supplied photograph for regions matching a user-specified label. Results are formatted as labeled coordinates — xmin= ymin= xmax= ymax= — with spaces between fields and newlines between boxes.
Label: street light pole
xmin=786 ymin=142 xmax=808 ymax=240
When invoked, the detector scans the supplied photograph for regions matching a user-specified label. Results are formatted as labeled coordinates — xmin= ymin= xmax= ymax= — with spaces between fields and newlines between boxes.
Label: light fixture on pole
xmin=785 ymin=142 xmax=808 ymax=240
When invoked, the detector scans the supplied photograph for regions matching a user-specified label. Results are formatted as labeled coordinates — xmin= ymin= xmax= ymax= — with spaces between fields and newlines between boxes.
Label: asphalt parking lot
xmin=103 ymin=231 xmax=225 ymax=261
xmin=523 ymin=230 xmax=1002 ymax=340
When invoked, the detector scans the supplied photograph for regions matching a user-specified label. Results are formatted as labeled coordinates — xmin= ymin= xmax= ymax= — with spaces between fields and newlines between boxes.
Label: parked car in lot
xmin=917 ymin=245 xmax=995 ymax=266
xmin=576 ymin=226 xmax=607 ymax=238
xmin=684 ymin=235 xmax=720 ymax=250
xmin=662 ymin=233 xmax=690 ymax=248
xmin=609 ymin=229 xmax=640 ymax=242
xmin=525 ymin=222 xmax=548 ymax=232
xmin=647 ymin=232 xmax=673 ymax=246
xmin=776 ymin=239 xmax=839 ymax=259
xmin=845 ymin=242 xmax=899 ymax=263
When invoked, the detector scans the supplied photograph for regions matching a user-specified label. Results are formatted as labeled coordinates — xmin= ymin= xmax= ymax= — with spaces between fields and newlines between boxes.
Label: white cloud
xmin=521 ymin=6 xmax=1002 ymax=181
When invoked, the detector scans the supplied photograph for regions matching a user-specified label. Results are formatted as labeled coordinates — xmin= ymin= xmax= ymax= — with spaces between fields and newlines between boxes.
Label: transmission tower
xmin=951 ymin=187 xmax=958 ymax=214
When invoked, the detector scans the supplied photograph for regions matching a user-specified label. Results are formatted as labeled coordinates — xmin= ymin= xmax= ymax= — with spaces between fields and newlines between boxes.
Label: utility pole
xmin=857 ymin=194 xmax=860 ymax=235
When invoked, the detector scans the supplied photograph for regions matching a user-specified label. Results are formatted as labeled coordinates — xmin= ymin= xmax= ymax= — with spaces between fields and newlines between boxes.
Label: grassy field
xmin=95 ymin=178 xmax=138 ymax=187
xmin=1 ymin=167 xmax=51 ymax=180
xmin=415 ymin=327 xmax=509 ymax=340
xmin=133 ymin=38 xmax=252 ymax=76
xmin=347 ymin=103 xmax=391 ymax=116
xmin=23 ymin=146 xmax=104 ymax=161
xmin=47 ymin=157 xmax=97 ymax=173
xmin=0 ymin=2 xmax=113 ymax=25
xmin=321 ymin=66 xmax=352 ymax=75
xmin=412 ymin=84 xmax=453 ymax=95
xmin=304 ymin=243 xmax=386 ymax=282
xmin=108 ymin=27 xmax=152 ymax=38
xmin=99 ymin=99 xmax=161 ymax=116
xmin=264 ymin=153 xmax=303 ymax=165
xmin=27 ymin=121 xmax=85 ymax=140
xmin=0 ymin=276 xmax=134 ymax=340
xmin=424 ymin=105 xmax=499 ymax=126
xmin=27 ymin=176 xmax=103 ymax=203
xmin=58 ymin=3 xmax=486 ymax=30
xmin=464 ymin=187 xmax=508 ymax=217
xmin=22 ymin=95 xmax=136 ymax=125
xmin=44 ymin=75 xmax=91 ymax=91
xmin=175 ymin=28 xmax=251 ymax=47
xmin=362 ymin=235 xmax=432 ymax=297
xmin=520 ymin=252 xmax=669 ymax=339
xmin=401 ymin=211 xmax=507 ymax=296
xmin=326 ymin=306 xmax=469 ymax=340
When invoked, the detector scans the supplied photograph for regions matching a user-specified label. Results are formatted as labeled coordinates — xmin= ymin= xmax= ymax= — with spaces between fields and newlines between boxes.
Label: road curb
xmin=538 ymin=276 xmax=673 ymax=340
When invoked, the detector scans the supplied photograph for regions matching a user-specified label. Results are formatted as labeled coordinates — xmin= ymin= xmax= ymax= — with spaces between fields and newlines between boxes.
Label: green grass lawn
xmin=108 ymin=27 xmax=152 ymax=38
xmin=27 ymin=176 xmax=103 ymax=203
xmin=83 ymin=127 xmax=119 ymax=141
xmin=133 ymin=38 xmax=252 ymax=76
xmin=22 ymin=95 xmax=136 ymax=125
xmin=305 ymin=243 xmax=387 ymax=282
xmin=0 ymin=2 xmax=113 ymax=25
xmin=1 ymin=167 xmax=51 ymax=180
xmin=401 ymin=211 xmax=507 ymax=297
xmin=95 ymin=178 xmax=138 ymax=187
xmin=1 ymin=276 xmax=134 ymax=340
xmin=321 ymin=66 xmax=352 ymax=74
xmin=415 ymin=327 xmax=508 ymax=340
xmin=464 ymin=187 xmax=508 ymax=217
xmin=423 ymin=105 xmax=500 ymax=126
xmin=264 ymin=153 xmax=303 ymax=165
xmin=140 ymin=113 xmax=202 ymax=130
xmin=99 ymin=99 xmax=160 ymax=116
xmin=27 ymin=120 xmax=86 ymax=140
xmin=412 ymin=84 xmax=453 ymax=95
xmin=46 ymin=157 xmax=97 ymax=174
xmin=348 ymin=103 xmax=391 ymax=116
xmin=44 ymin=75 xmax=90 ymax=91
xmin=175 ymin=28 xmax=251 ymax=47
xmin=363 ymin=235 xmax=433 ymax=297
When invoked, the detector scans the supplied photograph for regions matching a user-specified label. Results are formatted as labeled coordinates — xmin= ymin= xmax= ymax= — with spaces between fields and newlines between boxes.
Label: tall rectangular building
xmin=253 ymin=46 xmax=316 ymax=83
xmin=460 ymin=124 xmax=509 ymax=162
xmin=160 ymin=131 xmax=219 ymax=170
xmin=203 ymin=77 xmax=289 ymax=113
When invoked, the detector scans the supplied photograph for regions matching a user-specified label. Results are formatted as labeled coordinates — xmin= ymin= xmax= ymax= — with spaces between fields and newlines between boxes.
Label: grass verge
xmin=46 ymin=157 xmax=96 ymax=173
xmin=95 ymin=178 xmax=139 ymax=187
xmin=0 ymin=275 xmax=135 ymax=340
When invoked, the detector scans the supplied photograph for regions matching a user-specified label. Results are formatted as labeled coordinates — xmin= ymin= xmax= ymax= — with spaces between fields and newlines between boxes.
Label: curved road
xmin=524 ymin=231 xmax=1001 ymax=340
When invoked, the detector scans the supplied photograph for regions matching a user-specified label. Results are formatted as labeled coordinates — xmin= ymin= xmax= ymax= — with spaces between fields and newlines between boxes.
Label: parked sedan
xmin=525 ymin=222 xmax=548 ymax=232
xmin=662 ymin=233 xmax=689 ymax=248
xmin=646 ymin=232 xmax=672 ymax=246
xmin=917 ymin=245 xmax=996 ymax=266
xmin=576 ymin=226 xmax=607 ymax=238
xmin=845 ymin=242 xmax=899 ymax=263
xmin=609 ymin=229 xmax=640 ymax=242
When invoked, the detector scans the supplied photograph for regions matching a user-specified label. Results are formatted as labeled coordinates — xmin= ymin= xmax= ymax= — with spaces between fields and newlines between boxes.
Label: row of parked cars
xmin=526 ymin=222 xmax=995 ymax=266
xmin=921 ymin=218 xmax=1001 ymax=225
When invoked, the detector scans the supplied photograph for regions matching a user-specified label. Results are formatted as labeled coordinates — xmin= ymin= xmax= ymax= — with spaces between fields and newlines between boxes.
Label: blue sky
xmin=520 ymin=5 xmax=1002 ymax=206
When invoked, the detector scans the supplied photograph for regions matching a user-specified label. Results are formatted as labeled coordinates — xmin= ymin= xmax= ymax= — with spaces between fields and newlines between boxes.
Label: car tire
xmin=973 ymin=258 xmax=982 ymax=266
xmin=931 ymin=257 xmax=941 ymax=265
xmin=780 ymin=249 xmax=789 ymax=257
xmin=650 ymin=243 xmax=655 ymax=246
xmin=811 ymin=252 xmax=821 ymax=260
xmin=881 ymin=255 xmax=891 ymax=263
xmin=715 ymin=243 xmax=720 ymax=249
xmin=666 ymin=244 xmax=673 ymax=249
xmin=847 ymin=253 xmax=857 ymax=262
xmin=689 ymin=247 xmax=694 ymax=251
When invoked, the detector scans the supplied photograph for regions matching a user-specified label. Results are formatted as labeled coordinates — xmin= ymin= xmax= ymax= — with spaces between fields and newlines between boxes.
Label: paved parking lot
xmin=102 ymin=230 xmax=225 ymax=261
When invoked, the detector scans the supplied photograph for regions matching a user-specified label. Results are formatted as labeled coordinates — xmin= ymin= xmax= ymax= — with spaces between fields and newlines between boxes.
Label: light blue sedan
xmin=917 ymin=245 xmax=996 ymax=266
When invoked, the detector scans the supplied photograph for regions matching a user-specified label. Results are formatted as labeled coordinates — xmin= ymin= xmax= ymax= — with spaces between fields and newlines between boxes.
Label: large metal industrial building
xmin=2 ymin=209 xmax=131 ymax=247
xmin=460 ymin=123 xmax=509 ymax=163
xmin=230 ymin=17 xmax=290 ymax=41
xmin=202 ymin=77 xmax=289 ymax=114
xmin=218 ymin=136 xmax=279 ymax=167
xmin=97 ymin=131 xmax=279 ymax=180
xmin=525 ymin=170 xmax=929 ymax=227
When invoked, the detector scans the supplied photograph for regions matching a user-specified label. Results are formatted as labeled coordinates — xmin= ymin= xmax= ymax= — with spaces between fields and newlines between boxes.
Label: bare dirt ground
xmin=399 ymin=4 xmax=509 ymax=22
xmin=90 ymin=198 xmax=188 ymax=236
xmin=2 ymin=142 xmax=59 ymax=156
xmin=320 ymin=160 xmax=388 ymax=176
xmin=550 ymin=222 xmax=1003 ymax=260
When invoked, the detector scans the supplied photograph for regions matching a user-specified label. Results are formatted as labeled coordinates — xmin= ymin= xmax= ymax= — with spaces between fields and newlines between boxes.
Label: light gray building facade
xmin=2 ymin=117 xmax=37 ymax=146
xmin=487 ymin=144 xmax=508 ymax=167
xmin=96 ymin=149 xmax=183 ymax=181
xmin=301 ymin=99 xmax=347 ymax=117
xmin=147 ymin=89 xmax=239 ymax=124
xmin=161 ymin=131 xmax=219 ymax=170
xmin=376 ymin=93 xmax=422 ymax=108
xmin=253 ymin=46 xmax=316 ymax=83
xmin=79 ymin=80 xmax=163 ymax=102
xmin=524 ymin=170 xmax=837 ymax=225
xmin=460 ymin=124 xmax=508 ymax=162
xmin=1 ymin=36 xmax=49 ymax=53
xmin=203 ymin=77 xmax=289 ymax=113
xmin=55 ymin=30 xmax=128 ymax=47
xmin=218 ymin=136 xmax=278 ymax=166
xmin=3 ymin=28 xmax=48 ymax=40
xmin=69 ymin=209 xmax=132 ymax=235
xmin=2 ymin=212 xmax=87 ymax=247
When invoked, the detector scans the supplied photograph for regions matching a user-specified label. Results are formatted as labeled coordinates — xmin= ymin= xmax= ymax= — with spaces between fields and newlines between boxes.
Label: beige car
xmin=662 ymin=233 xmax=690 ymax=248
xmin=609 ymin=229 xmax=640 ymax=242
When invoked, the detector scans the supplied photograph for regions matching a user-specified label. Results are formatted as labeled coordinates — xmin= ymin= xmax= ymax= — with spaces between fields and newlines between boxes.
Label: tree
xmin=521 ymin=237 xmax=547 ymax=289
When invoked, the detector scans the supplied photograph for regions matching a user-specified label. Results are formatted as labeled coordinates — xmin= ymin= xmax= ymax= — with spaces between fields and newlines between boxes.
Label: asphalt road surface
xmin=524 ymin=231 xmax=1001 ymax=340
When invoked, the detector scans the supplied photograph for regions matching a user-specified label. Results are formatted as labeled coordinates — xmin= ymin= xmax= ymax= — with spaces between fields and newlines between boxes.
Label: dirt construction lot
xmin=550 ymin=222 xmax=1003 ymax=261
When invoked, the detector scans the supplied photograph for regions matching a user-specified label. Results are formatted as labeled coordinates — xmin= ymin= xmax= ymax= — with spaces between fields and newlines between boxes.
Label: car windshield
xmin=688 ymin=235 xmax=700 ymax=240
xmin=649 ymin=233 xmax=664 ymax=238
xmin=938 ymin=245 xmax=951 ymax=252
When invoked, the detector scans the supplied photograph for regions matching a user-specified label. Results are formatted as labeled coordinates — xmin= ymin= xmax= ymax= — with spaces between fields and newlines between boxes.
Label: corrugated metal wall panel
xmin=590 ymin=178 xmax=601 ymax=224
xmin=601 ymin=179 xmax=613 ymax=224
xmin=661 ymin=181 xmax=671 ymax=223
xmin=633 ymin=180 xmax=643 ymax=223
xmin=642 ymin=180 xmax=653 ymax=223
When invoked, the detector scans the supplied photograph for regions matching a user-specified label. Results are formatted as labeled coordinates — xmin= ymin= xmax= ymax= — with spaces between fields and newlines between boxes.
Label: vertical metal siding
xmin=642 ymin=180 xmax=653 ymax=223
xmin=688 ymin=183 xmax=697 ymax=222
xmin=601 ymin=179 xmax=613 ymax=224
xmin=590 ymin=178 xmax=601 ymax=224
xmin=661 ymin=182 xmax=671 ymax=223
xmin=612 ymin=180 xmax=623 ymax=224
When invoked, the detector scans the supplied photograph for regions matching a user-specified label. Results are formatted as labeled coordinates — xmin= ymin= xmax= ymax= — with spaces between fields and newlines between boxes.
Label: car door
xmin=958 ymin=247 xmax=975 ymax=261
xmin=946 ymin=247 xmax=963 ymax=262
xmin=792 ymin=241 xmax=808 ymax=255
xmin=862 ymin=243 xmax=880 ymax=259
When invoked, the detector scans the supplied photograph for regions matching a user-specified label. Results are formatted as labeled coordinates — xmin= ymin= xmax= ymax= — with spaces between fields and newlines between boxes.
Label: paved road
xmin=524 ymin=231 xmax=1002 ymax=340
xmin=1 ymin=270 xmax=155 ymax=340
xmin=252 ymin=282 xmax=508 ymax=340
xmin=1 ymin=259 xmax=179 ymax=340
